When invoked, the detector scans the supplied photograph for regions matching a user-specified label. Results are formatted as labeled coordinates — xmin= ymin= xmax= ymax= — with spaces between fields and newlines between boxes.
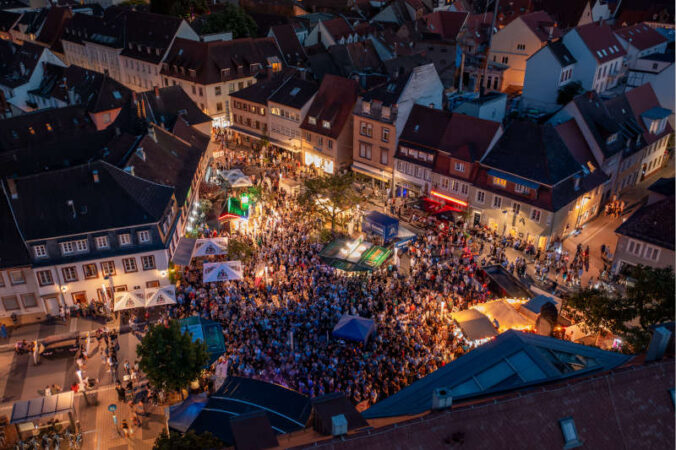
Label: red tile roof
xmin=575 ymin=22 xmax=627 ymax=63
xmin=615 ymin=23 xmax=667 ymax=51
xmin=297 ymin=360 xmax=675 ymax=450
xmin=321 ymin=17 xmax=354 ymax=41
xmin=519 ymin=10 xmax=561 ymax=42
xmin=300 ymin=74 xmax=358 ymax=138
xmin=423 ymin=11 xmax=468 ymax=40
xmin=625 ymin=83 xmax=674 ymax=145
xmin=270 ymin=24 xmax=306 ymax=66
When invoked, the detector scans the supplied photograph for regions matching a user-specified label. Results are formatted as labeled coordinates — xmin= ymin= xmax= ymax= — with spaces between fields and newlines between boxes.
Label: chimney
xmin=92 ymin=169 xmax=99 ymax=183
xmin=300 ymin=69 xmax=306 ymax=80
xmin=6 ymin=178 xmax=18 ymax=199
xmin=432 ymin=387 xmax=453 ymax=410
xmin=154 ymin=85 xmax=160 ymax=98
xmin=148 ymin=125 xmax=157 ymax=143
xmin=645 ymin=326 xmax=672 ymax=362
xmin=136 ymin=147 xmax=146 ymax=161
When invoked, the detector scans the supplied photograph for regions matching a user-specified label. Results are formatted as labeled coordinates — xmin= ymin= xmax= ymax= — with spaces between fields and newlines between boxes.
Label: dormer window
xmin=362 ymin=101 xmax=371 ymax=114
xmin=322 ymin=120 xmax=330 ymax=129
xmin=381 ymin=106 xmax=390 ymax=119
xmin=559 ymin=417 xmax=582 ymax=448
xmin=308 ymin=116 xmax=316 ymax=125
xmin=606 ymin=133 xmax=617 ymax=144
xmin=189 ymin=69 xmax=196 ymax=79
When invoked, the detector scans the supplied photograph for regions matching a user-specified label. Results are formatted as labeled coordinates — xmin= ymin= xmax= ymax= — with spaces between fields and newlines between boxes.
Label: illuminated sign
xmin=430 ymin=190 xmax=468 ymax=207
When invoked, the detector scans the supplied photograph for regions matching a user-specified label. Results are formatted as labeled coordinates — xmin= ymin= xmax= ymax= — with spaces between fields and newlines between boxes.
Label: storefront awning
xmin=11 ymin=391 xmax=74 ymax=424
xmin=352 ymin=162 xmax=391 ymax=183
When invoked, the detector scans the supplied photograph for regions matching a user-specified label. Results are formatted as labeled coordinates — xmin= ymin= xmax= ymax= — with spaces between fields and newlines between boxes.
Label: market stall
xmin=279 ymin=177 xmax=302 ymax=197
xmin=179 ymin=317 xmax=226 ymax=365
xmin=362 ymin=211 xmax=399 ymax=243
xmin=472 ymin=299 xmax=534 ymax=333
xmin=10 ymin=391 xmax=75 ymax=439
xmin=144 ymin=285 xmax=178 ymax=308
xmin=451 ymin=309 xmax=498 ymax=345
xmin=113 ymin=291 xmax=146 ymax=311
xmin=220 ymin=169 xmax=253 ymax=189
xmin=319 ymin=238 xmax=391 ymax=272
xmin=332 ymin=314 xmax=376 ymax=344
xmin=192 ymin=237 xmax=229 ymax=258
xmin=203 ymin=261 xmax=243 ymax=282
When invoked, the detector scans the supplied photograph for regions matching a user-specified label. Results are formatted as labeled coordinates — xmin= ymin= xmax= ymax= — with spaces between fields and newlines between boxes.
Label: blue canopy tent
xmin=332 ymin=314 xmax=376 ymax=344
xmin=179 ymin=316 xmax=226 ymax=366
xmin=362 ymin=211 xmax=399 ymax=242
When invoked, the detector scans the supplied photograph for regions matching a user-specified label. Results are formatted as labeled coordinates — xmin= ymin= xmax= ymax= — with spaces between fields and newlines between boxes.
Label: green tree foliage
xmin=150 ymin=0 xmax=207 ymax=18
xmin=566 ymin=265 xmax=675 ymax=352
xmin=557 ymin=81 xmax=584 ymax=105
xmin=298 ymin=172 xmax=364 ymax=233
xmin=137 ymin=321 xmax=208 ymax=393
xmin=153 ymin=430 xmax=223 ymax=450
xmin=199 ymin=4 xmax=258 ymax=38
xmin=227 ymin=236 xmax=255 ymax=262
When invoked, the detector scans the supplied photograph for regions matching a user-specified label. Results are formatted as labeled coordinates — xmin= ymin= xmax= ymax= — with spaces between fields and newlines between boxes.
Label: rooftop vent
xmin=92 ymin=169 xmax=99 ymax=183
xmin=432 ymin=387 xmax=453 ymax=410
xmin=330 ymin=415 xmax=348 ymax=436
xmin=136 ymin=147 xmax=146 ymax=161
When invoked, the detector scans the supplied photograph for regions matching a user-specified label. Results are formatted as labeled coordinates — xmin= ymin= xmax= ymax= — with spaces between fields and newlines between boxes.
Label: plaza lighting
xmin=429 ymin=190 xmax=468 ymax=207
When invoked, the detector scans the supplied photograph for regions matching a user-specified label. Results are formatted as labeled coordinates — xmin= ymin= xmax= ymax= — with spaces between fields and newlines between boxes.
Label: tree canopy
xmin=566 ymin=265 xmax=675 ymax=352
xmin=298 ymin=172 xmax=365 ymax=233
xmin=150 ymin=0 xmax=207 ymax=19
xmin=153 ymin=430 xmax=222 ymax=450
xmin=557 ymin=81 xmax=584 ymax=105
xmin=199 ymin=4 xmax=258 ymax=38
xmin=137 ymin=320 xmax=208 ymax=392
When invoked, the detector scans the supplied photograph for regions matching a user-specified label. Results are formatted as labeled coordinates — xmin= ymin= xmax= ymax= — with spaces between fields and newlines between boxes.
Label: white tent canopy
xmin=203 ymin=261 xmax=243 ymax=283
xmin=220 ymin=169 xmax=252 ymax=188
xmin=192 ymin=238 xmax=228 ymax=258
xmin=145 ymin=285 xmax=177 ymax=308
xmin=113 ymin=291 xmax=146 ymax=311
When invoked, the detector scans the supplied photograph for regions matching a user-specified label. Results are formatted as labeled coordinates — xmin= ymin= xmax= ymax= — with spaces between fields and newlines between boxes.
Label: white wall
xmin=488 ymin=17 xmax=544 ymax=88
xmin=396 ymin=63 xmax=444 ymax=138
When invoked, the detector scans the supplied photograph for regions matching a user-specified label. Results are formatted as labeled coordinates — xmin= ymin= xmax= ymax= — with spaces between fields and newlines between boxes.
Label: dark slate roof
xmin=230 ymin=69 xmax=297 ymax=105
xmin=571 ymin=91 xmax=626 ymax=158
xmin=482 ymin=121 xmax=580 ymax=186
xmin=309 ymin=360 xmax=675 ymax=450
xmin=300 ymin=74 xmax=359 ymax=138
xmin=269 ymin=23 xmax=306 ymax=66
xmin=138 ymin=85 xmax=211 ymax=130
xmin=615 ymin=196 xmax=675 ymax=250
xmin=0 ymin=40 xmax=45 ymax=88
xmin=422 ymin=11 xmax=468 ymax=40
xmin=311 ymin=393 xmax=368 ymax=435
xmin=63 ymin=8 xmax=185 ymax=63
xmin=229 ymin=412 xmax=278 ymax=450
xmin=36 ymin=6 xmax=72 ymax=52
xmin=519 ymin=10 xmax=560 ymax=41
xmin=625 ymin=83 xmax=674 ymax=145
xmin=268 ymin=76 xmax=318 ymax=109
xmin=547 ymin=38 xmax=576 ymax=66
xmin=8 ymin=161 xmax=173 ymax=240
xmin=126 ymin=124 xmax=206 ymax=206
xmin=0 ymin=186 xmax=30 ymax=269
xmin=188 ymin=376 xmax=311 ymax=446
xmin=363 ymin=329 xmax=632 ymax=419
xmin=647 ymin=177 xmax=675 ymax=197
xmin=162 ymin=37 xmax=282 ymax=86
xmin=26 ymin=62 xmax=67 ymax=100
xmin=0 ymin=10 xmax=20 ymax=34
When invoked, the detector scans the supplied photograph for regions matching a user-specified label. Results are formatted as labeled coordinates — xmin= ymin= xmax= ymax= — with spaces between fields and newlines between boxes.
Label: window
xmin=216 ymin=102 xmax=223 ymax=112
xmin=559 ymin=417 xmax=582 ymax=449
xmin=514 ymin=184 xmax=530 ymax=194
xmin=62 ymin=266 xmax=78 ymax=282
xmin=21 ymin=293 xmax=37 ymax=309
xmin=476 ymin=190 xmax=485 ymax=203
xmin=215 ymin=86 xmax=221 ymax=96
xmin=74 ymin=239 xmax=88 ymax=253
xmin=138 ymin=230 xmax=151 ymax=244
xmin=512 ymin=202 xmax=521 ymax=214
xmin=360 ymin=122 xmax=373 ymax=137
xmin=83 ymin=263 xmax=98 ymax=279
xmin=493 ymin=177 xmax=507 ymax=187
xmin=33 ymin=245 xmax=47 ymax=258
xmin=2 ymin=296 xmax=19 ymax=311
xmin=100 ymin=261 xmax=116 ymax=277
xmin=644 ymin=245 xmax=660 ymax=261
xmin=119 ymin=233 xmax=131 ymax=246
xmin=461 ymin=183 xmax=469 ymax=195
xmin=359 ymin=142 xmax=372 ymax=160
xmin=322 ymin=120 xmax=330 ymax=129
xmin=382 ymin=128 xmax=390 ymax=142
xmin=502 ymin=56 xmax=509 ymax=64
xmin=317 ymin=136 xmax=323 ymax=147
xmin=380 ymin=147 xmax=389 ymax=165
xmin=328 ymin=140 xmax=333 ymax=150
xmin=122 ymin=257 xmax=138 ymax=273
xmin=9 ymin=270 xmax=24 ymax=285
xmin=455 ymin=162 xmax=465 ymax=172
xmin=530 ymin=209 xmax=541 ymax=222
xmin=36 ymin=270 xmax=53 ymax=286
xmin=191 ymin=85 xmax=196 ymax=95
xmin=146 ymin=280 xmax=160 ymax=288
xmin=516 ymin=43 xmax=525 ymax=51
xmin=308 ymin=116 xmax=316 ymax=125
xmin=60 ymin=242 xmax=74 ymax=255
xmin=0 ymin=273 xmax=4 ymax=288
xmin=198 ymin=87 xmax=203 ymax=97
xmin=627 ymin=239 xmax=643 ymax=256
xmin=142 ymin=255 xmax=156 ymax=270
xmin=95 ymin=236 xmax=109 ymax=249
xmin=493 ymin=196 xmax=502 ymax=208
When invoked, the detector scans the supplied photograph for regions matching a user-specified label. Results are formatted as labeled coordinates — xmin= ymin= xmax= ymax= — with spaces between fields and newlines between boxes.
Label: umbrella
xmin=192 ymin=238 xmax=228 ymax=258
xmin=203 ymin=261 xmax=243 ymax=283
xmin=144 ymin=286 xmax=177 ymax=308
xmin=113 ymin=291 xmax=145 ymax=311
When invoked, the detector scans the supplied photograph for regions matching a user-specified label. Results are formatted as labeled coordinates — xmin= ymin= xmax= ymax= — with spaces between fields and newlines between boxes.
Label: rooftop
xmin=300 ymin=74 xmax=359 ymax=138
xmin=615 ymin=22 xmax=668 ymax=50
xmin=615 ymin=196 xmax=675 ymax=250
xmin=574 ymin=21 xmax=627 ymax=64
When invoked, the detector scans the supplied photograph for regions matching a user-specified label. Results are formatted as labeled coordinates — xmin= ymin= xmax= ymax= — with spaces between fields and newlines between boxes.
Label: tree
xmin=557 ymin=81 xmax=584 ymax=105
xmin=137 ymin=321 xmax=208 ymax=393
xmin=154 ymin=430 xmax=222 ymax=450
xmin=199 ymin=4 xmax=258 ymax=38
xmin=566 ymin=265 xmax=675 ymax=352
xmin=150 ymin=0 xmax=207 ymax=18
xmin=227 ymin=236 xmax=255 ymax=262
xmin=298 ymin=172 xmax=364 ymax=233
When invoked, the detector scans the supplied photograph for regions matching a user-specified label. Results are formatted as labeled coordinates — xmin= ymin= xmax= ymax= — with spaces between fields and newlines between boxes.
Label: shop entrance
xmin=43 ymin=296 xmax=60 ymax=315
xmin=71 ymin=292 xmax=87 ymax=306
xmin=473 ymin=211 xmax=481 ymax=226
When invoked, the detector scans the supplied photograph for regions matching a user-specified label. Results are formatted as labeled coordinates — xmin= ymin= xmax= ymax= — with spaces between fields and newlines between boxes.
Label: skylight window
xmin=289 ymin=87 xmax=301 ymax=96
xmin=613 ymin=45 xmax=619 ymax=52
xmin=559 ymin=417 xmax=582 ymax=448
xmin=601 ymin=49 xmax=607 ymax=56
xmin=596 ymin=51 xmax=603 ymax=58
xmin=112 ymin=91 xmax=122 ymax=100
